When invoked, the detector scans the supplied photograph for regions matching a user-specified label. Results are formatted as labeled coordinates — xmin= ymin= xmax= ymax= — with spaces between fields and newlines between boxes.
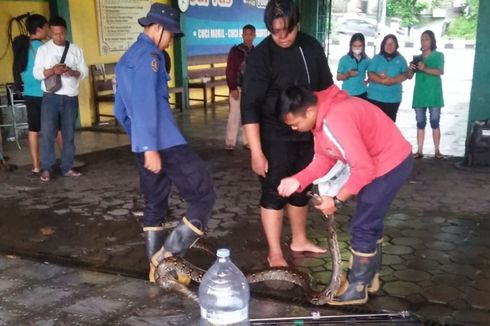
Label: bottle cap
xmin=216 ymin=248 xmax=230 ymax=258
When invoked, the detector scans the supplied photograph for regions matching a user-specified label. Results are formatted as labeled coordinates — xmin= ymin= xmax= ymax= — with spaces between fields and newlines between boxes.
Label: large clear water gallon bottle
xmin=199 ymin=248 xmax=250 ymax=325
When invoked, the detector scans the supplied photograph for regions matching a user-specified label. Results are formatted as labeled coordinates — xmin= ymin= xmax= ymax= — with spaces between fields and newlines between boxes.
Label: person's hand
xmin=230 ymin=89 xmax=239 ymax=100
xmin=53 ymin=64 xmax=66 ymax=75
xmin=63 ymin=67 xmax=80 ymax=78
xmin=315 ymin=196 xmax=337 ymax=215
xmin=144 ymin=151 xmax=161 ymax=174
xmin=251 ymin=150 xmax=268 ymax=177
xmin=277 ymin=177 xmax=300 ymax=197
xmin=417 ymin=61 xmax=426 ymax=71
xmin=348 ymin=69 xmax=359 ymax=77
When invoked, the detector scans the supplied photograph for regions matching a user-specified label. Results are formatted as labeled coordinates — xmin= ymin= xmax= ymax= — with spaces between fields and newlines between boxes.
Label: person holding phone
xmin=337 ymin=33 xmax=371 ymax=99
xmin=33 ymin=16 xmax=88 ymax=182
xmin=407 ymin=30 xmax=445 ymax=160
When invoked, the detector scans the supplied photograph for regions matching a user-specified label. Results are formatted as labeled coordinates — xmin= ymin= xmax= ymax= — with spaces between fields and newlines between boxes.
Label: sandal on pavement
xmin=40 ymin=171 xmax=50 ymax=182
xmin=413 ymin=153 xmax=424 ymax=159
xmin=63 ymin=169 xmax=82 ymax=177
xmin=435 ymin=152 xmax=445 ymax=160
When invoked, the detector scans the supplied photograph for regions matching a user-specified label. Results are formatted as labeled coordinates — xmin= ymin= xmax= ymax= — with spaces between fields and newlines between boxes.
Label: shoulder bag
xmin=45 ymin=41 xmax=70 ymax=93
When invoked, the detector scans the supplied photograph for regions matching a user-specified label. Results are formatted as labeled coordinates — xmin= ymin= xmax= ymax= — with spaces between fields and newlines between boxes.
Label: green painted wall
xmin=468 ymin=0 xmax=490 ymax=124
xmin=298 ymin=0 xmax=330 ymax=47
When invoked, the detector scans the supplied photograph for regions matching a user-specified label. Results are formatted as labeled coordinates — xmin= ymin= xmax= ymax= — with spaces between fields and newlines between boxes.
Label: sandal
xmin=413 ymin=153 xmax=424 ymax=159
xmin=63 ymin=169 xmax=82 ymax=177
xmin=40 ymin=171 xmax=50 ymax=182
xmin=434 ymin=153 xmax=445 ymax=160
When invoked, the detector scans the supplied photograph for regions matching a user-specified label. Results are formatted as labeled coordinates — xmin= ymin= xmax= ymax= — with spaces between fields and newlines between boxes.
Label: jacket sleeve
xmin=327 ymin=109 xmax=376 ymax=194
xmin=226 ymin=46 xmax=240 ymax=90
xmin=293 ymin=139 xmax=337 ymax=192
xmin=240 ymin=44 xmax=271 ymax=124
xmin=114 ymin=86 xmax=131 ymax=136
xmin=129 ymin=53 xmax=161 ymax=151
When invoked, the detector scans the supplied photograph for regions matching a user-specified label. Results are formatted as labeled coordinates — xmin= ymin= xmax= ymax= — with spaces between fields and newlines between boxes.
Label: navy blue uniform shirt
xmin=114 ymin=33 xmax=186 ymax=152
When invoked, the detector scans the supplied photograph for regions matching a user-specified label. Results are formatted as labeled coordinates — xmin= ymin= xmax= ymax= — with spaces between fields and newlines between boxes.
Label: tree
xmin=386 ymin=0 xmax=428 ymax=35
xmin=446 ymin=0 xmax=479 ymax=40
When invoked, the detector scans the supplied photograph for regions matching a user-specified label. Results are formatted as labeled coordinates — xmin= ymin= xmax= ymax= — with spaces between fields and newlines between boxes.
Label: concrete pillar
xmin=465 ymin=0 xmax=490 ymax=159
xmin=467 ymin=1 xmax=490 ymax=125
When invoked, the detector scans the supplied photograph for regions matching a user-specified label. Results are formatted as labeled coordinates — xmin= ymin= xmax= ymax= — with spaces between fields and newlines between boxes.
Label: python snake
xmin=155 ymin=211 xmax=342 ymax=305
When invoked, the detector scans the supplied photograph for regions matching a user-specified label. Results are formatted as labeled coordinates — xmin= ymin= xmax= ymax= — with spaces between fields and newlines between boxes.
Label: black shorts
xmin=24 ymin=96 xmax=42 ymax=132
xmin=260 ymin=139 xmax=314 ymax=210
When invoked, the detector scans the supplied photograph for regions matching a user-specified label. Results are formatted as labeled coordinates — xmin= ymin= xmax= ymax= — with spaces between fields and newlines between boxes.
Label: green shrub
xmin=446 ymin=16 xmax=477 ymax=40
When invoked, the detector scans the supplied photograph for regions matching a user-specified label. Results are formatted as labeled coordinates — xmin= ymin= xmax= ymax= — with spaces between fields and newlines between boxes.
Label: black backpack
xmin=12 ymin=34 xmax=30 ymax=93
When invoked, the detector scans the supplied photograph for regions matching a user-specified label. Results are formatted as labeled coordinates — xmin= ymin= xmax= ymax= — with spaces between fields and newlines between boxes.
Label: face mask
xmin=352 ymin=48 xmax=363 ymax=55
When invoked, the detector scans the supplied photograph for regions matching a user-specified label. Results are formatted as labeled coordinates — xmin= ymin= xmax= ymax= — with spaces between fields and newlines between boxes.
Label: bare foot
xmin=290 ymin=241 xmax=327 ymax=253
xmin=267 ymin=254 xmax=288 ymax=267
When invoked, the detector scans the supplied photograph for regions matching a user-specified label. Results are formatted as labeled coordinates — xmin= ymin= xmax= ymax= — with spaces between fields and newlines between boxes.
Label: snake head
xmin=307 ymin=191 xmax=323 ymax=205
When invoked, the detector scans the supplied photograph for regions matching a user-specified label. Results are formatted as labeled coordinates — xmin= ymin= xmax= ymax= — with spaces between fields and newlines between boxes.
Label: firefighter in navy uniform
xmin=114 ymin=3 xmax=215 ymax=284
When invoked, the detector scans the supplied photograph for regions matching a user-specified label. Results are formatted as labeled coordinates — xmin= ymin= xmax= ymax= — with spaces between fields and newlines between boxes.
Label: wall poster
xmin=96 ymin=0 xmax=151 ymax=55
xmin=185 ymin=0 xmax=269 ymax=56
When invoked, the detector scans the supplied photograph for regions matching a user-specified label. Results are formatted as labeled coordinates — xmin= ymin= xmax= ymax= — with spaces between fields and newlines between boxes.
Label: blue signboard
xmin=184 ymin=0 xmax=269 ymax=56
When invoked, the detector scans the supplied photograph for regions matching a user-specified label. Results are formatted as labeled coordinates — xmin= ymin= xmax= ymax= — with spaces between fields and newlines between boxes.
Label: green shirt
xmin=412 ymin=51 xmax=444 ymax=108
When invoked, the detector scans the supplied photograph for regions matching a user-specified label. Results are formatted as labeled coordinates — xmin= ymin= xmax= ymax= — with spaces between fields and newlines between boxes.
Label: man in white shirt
xmin=33 ymin=16 xmax=88 ymax=182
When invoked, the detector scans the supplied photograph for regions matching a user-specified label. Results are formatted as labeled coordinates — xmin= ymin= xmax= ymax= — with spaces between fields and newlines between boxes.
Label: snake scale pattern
xmin=155 ymin=213 xmax=342 ymax=305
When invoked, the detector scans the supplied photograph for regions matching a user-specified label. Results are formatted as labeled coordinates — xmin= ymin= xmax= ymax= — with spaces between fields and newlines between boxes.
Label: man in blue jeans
xmin=33 ymin=16 xmax=88 ymax=182
xmin=114 ymin=3 xmax=215 ymax=285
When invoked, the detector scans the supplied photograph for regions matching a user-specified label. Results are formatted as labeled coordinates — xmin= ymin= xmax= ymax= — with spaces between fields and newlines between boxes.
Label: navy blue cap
xmin=138 ymin=3 xmax=184 ymax=38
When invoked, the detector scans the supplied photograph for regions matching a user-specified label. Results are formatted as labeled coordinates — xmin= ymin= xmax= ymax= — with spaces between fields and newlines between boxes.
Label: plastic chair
xmin=0 ymin=84 xmax=28 ymax=149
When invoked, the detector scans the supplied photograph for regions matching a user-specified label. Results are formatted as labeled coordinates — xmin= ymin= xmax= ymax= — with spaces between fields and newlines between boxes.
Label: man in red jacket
xmin=224 ymin=24 xmax=255 ymax=151
xmin=277 ymin=85 xmax=413 ymax=305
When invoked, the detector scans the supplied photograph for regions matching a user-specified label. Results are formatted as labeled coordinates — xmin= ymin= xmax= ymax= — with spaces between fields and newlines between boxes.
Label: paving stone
xmin=0 ymin=307 xmax=24 ymax=323
xmin=452 ymin=309 xmax=490 ymax=325
xmin=383 ymin=281 xmax=423 ymax=297
xmin=52 ymin=268 xmax=116 ymax=286
xmin=382 ymin=245 xmax=413 ymax=255
xmin=424 ymin=241 xmax=456 ymax=251
xmin=6 ymin=262 xmax=68 ymax=281
xmin=62 ymin=296 xmax=128 ymax=321
xmin=464 ymin=288 xmax=490 ymax=310
xmin=0 ymin=278 xmax=22 ymax=293
xmin=441 ymin=263 xmax=479 ymax=278
xmin=382 ymin=254 xmax=405 ymax=266
xmin=10 ymin=286 xmax=73 ymax=309
xmin=108 ymin=208 xmax=129 ymax=216
xmin=394 ymin=269 xmax=432 ymax=282
xmin=413 ymin=303 xmax=455 ymax=324
xmin=391 ymin=237 xmax=423 ymax=247
xmin=0 ymin=256 xmax=24 ymax=270
xmin=120 ymin=307 xmax=198 ymax=326
xmin=103 ymin=279 xmax=161 ymax=299
xmin=414 ymin=249 xmax=451 ymax=264
xmin=422 ymin=285 xmax=463 ymax=304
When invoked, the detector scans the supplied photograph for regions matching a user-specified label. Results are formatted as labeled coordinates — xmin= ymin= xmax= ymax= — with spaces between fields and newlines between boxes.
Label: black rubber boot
xmin=162 ymin=217 xmax=204 ymax=257
xmin=330 ymin=249 xmax=376 ymax=305
xmin=368 ymin=237 xmax=383 ymax=294
xmin=151 ymin=217 xmax=204 ymax=286
xmin=143 ymin=226 xmax=165 ymax=283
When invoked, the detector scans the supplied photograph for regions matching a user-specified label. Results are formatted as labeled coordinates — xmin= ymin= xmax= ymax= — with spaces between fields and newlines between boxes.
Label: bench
xmin=187 ymin=54 xmax=229 ymax=109
xmin=91 ymin=63 xmax=185 ymax=125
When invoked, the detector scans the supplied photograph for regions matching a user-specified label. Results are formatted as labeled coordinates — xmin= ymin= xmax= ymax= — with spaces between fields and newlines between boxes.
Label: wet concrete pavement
xmin=0 ymin=105 xmax=490 ymax=325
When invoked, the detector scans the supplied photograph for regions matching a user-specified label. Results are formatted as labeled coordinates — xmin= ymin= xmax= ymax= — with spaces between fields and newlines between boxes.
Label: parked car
xmin=334 ymin=17 xmax=378 ymax=37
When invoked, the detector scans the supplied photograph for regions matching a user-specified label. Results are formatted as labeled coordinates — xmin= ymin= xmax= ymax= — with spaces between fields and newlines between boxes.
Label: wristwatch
xmin=333 ymin=196 xmax=345 ymax=209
